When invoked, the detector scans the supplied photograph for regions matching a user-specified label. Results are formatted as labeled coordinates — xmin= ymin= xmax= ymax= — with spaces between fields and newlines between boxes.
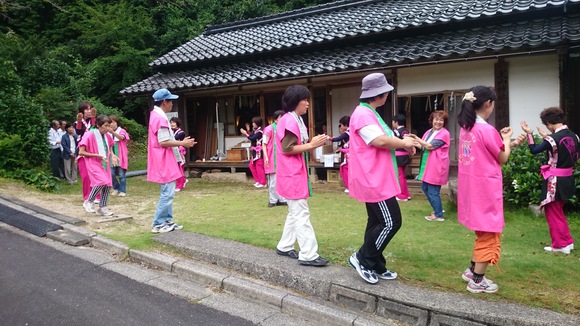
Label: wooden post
xmin=494 ymin=58 xmax=509 ymax=129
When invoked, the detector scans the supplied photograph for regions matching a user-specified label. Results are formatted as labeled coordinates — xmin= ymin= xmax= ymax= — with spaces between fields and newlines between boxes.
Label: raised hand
xmin=310 ymin=134 xmax=328 ymax=148
xmin=520 ymin=121 xmax=532 ymax=134
xmin=182 ymin=136 xmax=197 ymax=148
xmin=500 ymin=126 xmax=514 ymax=140
xmin=536 ymin=126 xmax=548 ymax=138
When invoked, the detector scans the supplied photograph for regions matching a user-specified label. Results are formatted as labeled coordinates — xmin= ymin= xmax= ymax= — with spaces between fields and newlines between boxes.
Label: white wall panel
xmin=397 ymin=60 xmax=496 ymax=95
xmin=507 ymin=54 xmax=559 ymax=129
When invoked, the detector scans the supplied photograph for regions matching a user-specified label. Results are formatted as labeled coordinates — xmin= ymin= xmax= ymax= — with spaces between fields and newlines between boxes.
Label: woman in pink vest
xmin=78 ymin=115 xmax=116 ymax=216
xmin=348 ymin=73 xmax=417 ymax=284
xmin=412 ymin=111 xmax=450 ymax=221
xmin=275 ymin=85 xmax=328 ymax=267
xmin=520 ymin=107 xmax=578 ymax=254
xmin=74 ymin=101 xmax=99 ymax=202
xmin=457 ymin=86 xmax=515 ymax=294
xmin=262 ymin=110 xmax=287 ymax=207
xmin=148 ymin=89 xmax=196 ymax=233
xmin=392 ymin=114 xmax=414 ymax=201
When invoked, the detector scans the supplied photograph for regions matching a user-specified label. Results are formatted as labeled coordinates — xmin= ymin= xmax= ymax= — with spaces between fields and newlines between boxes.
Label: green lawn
xmin=2 ymin=172 xmax=578 ymax=315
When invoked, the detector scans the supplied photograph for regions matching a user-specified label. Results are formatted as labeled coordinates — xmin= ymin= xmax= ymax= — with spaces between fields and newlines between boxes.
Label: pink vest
xmin=348 ymin=105 xmax=400 ymax=203
xmin=417 ymin=128 xmax=450 ymax=185
xmin=147 ymin=110 xmax=183 ymax=184
xmin=275 ymin=113 xmax=309 ymax=199
xmin=263 ymin=124 xmax=276 ymax=174
xmin=457 ymin=123 xmax=505 ymax=232
xmin=115 ymin=128 xmax=130 ymax=170
xmin=78 ymin=130 xmax=114 ymax=187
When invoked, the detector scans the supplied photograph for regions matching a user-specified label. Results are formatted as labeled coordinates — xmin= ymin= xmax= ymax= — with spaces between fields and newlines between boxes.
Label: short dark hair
xmin=170 ymin=117 xmax=182 ymax=128
xmin=392 ymin=113 xmax=406 ymax=125
xmin=78 ymin=101 xmax=93 ymax=114
xmin=109 ymin=115 xmax=121 ymax=126
xmin=282 ymin=85 xmax=310 ymax=112
xmin=539 ymin=107 xmax=565 ymax=125
xmin=252 ymin=116 xmax=263 ymax=128
xmin=338 ymin=115 xmax=350 ymax=127
xmin=360 ymin=92 xmax=387 ymax=104
xmin=273 ymin=110 xmax=285 ymax=120
xmin=65 ymin=123 xmax=73 ymax=129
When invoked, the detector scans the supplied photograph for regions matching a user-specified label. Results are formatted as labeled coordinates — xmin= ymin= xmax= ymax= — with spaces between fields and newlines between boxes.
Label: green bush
xmin=0 ymin=133 xmax=27 ymax=170
xmin=0 ymin=168 xmax=60 ymax=192
xmin=503 ymin=136 xmax=580 ymax=210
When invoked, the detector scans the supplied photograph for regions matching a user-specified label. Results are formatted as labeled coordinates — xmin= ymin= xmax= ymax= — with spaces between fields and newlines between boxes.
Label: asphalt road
xmin=0 ymin=227 xmax=254 ymax=326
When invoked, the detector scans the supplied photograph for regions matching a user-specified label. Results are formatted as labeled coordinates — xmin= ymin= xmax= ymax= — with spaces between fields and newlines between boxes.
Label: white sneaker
xmin=374 ymin=270 xmax=398 ymax=280
xmin=461 ymin=268 xmax=494 ymax=284
xmin=96 ymin=207 xmax=114 ymax=216
xmin=254 ymin=184 xmax=266 ymax=188
xmin=467 ymin=278 xmax=499 ymax=294
xmin=253 ymin=182 xmax=259 ymax=186
xmin=344 ymin=189 xmax=349 ymax=193
xmin=566 ymin=243 xmax=574 ymax=250
xmin=151 ymin=222 xmax=175 ymax=233
xmin=83 ymin=200 xmax=95 ymax=213
xmin=544 ymin=246 xmax=571 ymax=254
xmin=166 ymin=221 xmax=183 ymax=230
xmin=118 ymin=192 xmax=126 ymax=197
xmin=111 ymin=190 xmax=119 ymax=196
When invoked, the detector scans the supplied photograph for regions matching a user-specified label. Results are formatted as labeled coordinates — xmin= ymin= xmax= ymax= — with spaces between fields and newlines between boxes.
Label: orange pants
xmin=473 ymin=231 xmax=501 ymax=266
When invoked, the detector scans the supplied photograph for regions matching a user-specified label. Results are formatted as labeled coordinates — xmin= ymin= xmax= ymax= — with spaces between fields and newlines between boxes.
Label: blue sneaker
xmin=348 ymin=253 xmax=378 ymax=284
xmin=374 ymin=270 xmax=398 ymax=280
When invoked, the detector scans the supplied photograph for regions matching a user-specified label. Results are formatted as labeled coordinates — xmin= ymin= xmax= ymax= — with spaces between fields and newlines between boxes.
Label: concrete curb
xmin=1 ymin=196 xmax=578 ymax=326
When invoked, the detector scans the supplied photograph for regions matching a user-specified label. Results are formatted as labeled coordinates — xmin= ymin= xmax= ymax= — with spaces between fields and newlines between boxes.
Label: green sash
xmin=359 ymin=102 xmax=399 ymax=181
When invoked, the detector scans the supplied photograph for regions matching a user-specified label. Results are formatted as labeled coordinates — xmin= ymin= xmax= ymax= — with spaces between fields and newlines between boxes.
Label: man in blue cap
xmin=148 ymin=88 xmax=196 ymax=233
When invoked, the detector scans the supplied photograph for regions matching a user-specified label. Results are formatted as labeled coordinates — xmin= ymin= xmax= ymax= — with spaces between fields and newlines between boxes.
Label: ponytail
xmin=457 ymin=86 xmax=496 ymax=131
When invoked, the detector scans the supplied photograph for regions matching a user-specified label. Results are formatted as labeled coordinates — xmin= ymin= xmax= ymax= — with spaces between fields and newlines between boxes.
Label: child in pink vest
xmin=329 ymin=115 xmax=350 ymax=193
xmin=241 ymin=116 xmax=266 ymax=187
xmin=78 ymin=115 xmax=116 ymax=216
xmin=275 ymin=85 xmax=328 ymax=267
xmin=109 ymin=115 xmax=130 ymax=197
xmin=392 ymin=114 xmax=414 ymax=201
xmin=412 ymin=111 xmax=450 ymax=221
xmin=457 ymin=86 xmax=516 ymax=294
xmin=348 ymin=73 xmax=417 ymax=284
xmin=262 ymin=110 xmax=287 ymax=207
xmin=170 ymin=117 xmax=188 ymax=192
xmin=520 ymin=107 xmax=578 ymax=254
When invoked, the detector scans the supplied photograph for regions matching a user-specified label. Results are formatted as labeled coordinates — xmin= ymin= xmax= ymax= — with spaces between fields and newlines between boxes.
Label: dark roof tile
xmin=151 ymin=0 xmax=577 ymax=67
xmin=122 ymin=15 xmax=580 ymax=95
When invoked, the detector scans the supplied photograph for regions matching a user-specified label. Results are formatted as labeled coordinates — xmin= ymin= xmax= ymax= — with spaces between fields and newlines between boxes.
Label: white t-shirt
xmin=359 ymin=124 xmax=384 ymax=145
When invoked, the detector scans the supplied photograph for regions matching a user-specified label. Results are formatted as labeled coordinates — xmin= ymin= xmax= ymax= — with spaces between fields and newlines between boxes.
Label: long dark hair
xmin=457 ymin=86 xmax=497 ymax=131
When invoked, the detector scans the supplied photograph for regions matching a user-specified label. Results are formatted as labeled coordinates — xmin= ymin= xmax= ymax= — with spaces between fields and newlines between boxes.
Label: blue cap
xmin=152 ymin=88 xmax=179 ymax=101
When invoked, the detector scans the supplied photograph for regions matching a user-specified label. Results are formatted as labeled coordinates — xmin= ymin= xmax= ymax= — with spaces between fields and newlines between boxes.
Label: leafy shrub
xmin=503 ymin=136 xmax=580 ymax=210
xmin=0 ymin=60 xmax=50 ymax=168
xmin=502 ymin=140 xmax=544 ymax=206
xmin=0 ymin=133 xmax=27 ymax=170
xmin=0 ymin=168 xmax=60 ymax=193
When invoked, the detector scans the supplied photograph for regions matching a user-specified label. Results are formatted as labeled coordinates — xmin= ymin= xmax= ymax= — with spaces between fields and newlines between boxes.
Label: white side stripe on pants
xmin=375 ymin=200 xmax=393 ymax=250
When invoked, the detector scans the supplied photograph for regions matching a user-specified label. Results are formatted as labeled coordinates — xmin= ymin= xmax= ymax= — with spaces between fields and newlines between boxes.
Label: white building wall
xmin=397 ymin=60 xmax=496 ymax=95
xmin=326 ymin=54 xmax=559 ymax=137
xmin=507 ymin=54 xmax=559 ymax=129
xmin=329 ymin=86 xmax=360 ymax=137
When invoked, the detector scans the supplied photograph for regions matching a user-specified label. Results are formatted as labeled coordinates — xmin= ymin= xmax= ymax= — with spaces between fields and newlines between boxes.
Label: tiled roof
xmin=151 ymin=0 xmax=579 ymax=67
xmin=121 ymin=14 xmax=580 ymax=95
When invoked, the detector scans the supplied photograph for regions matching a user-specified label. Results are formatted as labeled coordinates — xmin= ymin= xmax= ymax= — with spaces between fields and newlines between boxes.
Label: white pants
xmin=267 ymin=173 xmax=286 ymax=204
xmin=277 ymin=199 xmax=319 ymax=261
